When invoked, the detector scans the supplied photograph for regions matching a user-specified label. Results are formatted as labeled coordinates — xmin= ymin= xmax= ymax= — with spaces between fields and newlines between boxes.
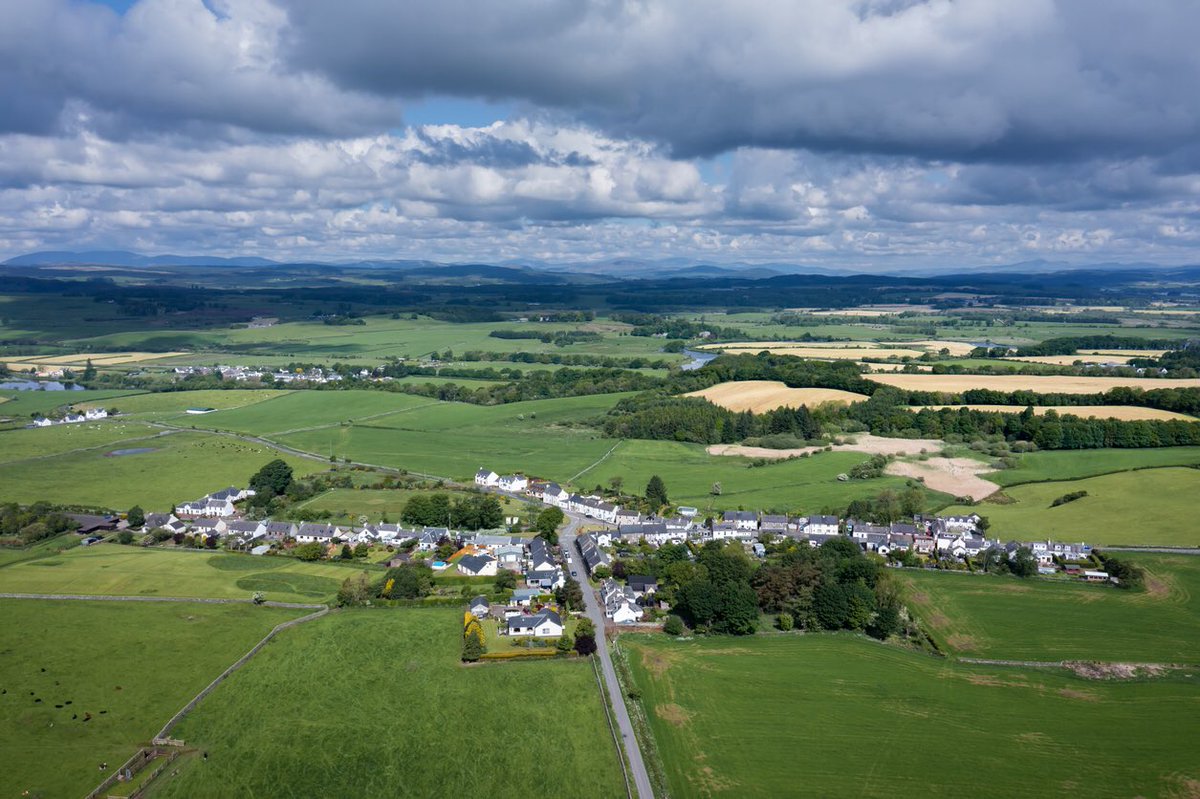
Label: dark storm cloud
xmin=279 ymin=0 xmax=1200 ymax=162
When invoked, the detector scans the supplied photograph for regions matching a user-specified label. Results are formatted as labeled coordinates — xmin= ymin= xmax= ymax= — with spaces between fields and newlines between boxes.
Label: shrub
xmin=662 ymin=615 xmax=685 ymax=636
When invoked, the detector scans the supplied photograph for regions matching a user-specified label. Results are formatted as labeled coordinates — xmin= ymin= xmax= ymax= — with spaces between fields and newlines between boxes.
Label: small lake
xmin=0 ymin=380 xmax=84 ymax=391
xmin=680 ymin=349 xmax=718 ymax=371
xmin=105 ymin=448 xmax=158 ymax=457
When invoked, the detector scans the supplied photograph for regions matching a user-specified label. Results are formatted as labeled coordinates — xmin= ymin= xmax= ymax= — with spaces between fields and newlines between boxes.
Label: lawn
xmin=622 ymin=633 xmax=1200 ymax=799
xmin=0 ymin=599 xmax=307 ymax=799
xmin=0 ymin=545 xmax=368 ymax=603
xmin=988 ymin=446 xmax=1200 ymax=486
xmin=942 ymin=467 xmax=1200 ymax=545
xmin=898 ymin=554 xmax=1200 ymax=662
xmin=576 ymin=439 xmax=941 ymax=514
xmin=0 ymin=430 xmax=325 ymax=510
xmin=149 ymin=609 xmax=628 ymax=798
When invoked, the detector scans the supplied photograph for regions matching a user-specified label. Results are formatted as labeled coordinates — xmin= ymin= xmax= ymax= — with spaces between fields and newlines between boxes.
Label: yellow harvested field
xmin=699 ymin=341 xmax=879 ymax=350
xmin=1004 ymin=354 xmax=1137 ymax=366
xmin=904 ymin=340 xmax=979 ymax=357
xmin=858 ymin=362 xmax=933 ymax=372
xmin=699 ymin=342 xmax=925 ymax=359
xmin=915 ymin=405 xmax=1195 ymax=421
xmin=8 ymin=351 xmax=187 ymax=367
xmin=1078 ymin=349 xmax=1168 ymax=358
xmin=686 ymin=381 xmax=868 ymax=412
xmin=865 ymin=373 xmax=1200 ymax=394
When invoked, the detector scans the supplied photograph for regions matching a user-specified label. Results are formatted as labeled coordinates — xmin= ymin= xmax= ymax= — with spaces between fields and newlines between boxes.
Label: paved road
xmin=561 ymin=513 xmax=654 ymax=799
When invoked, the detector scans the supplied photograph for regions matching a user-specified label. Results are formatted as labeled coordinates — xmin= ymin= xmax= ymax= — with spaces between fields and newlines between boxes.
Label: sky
xmin=1 ymin=0 xmax=1199 ymax=270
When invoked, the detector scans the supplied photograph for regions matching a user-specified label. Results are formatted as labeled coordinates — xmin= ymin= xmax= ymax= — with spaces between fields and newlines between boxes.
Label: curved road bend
xmin=561 ymin=513 xmax=654 ymax=799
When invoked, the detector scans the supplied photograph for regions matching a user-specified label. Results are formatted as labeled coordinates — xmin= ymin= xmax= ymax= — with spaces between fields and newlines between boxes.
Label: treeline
xmin=602 ymin=395 xmax=823 ymax=444
xmin=974 ymin=334 xmax=1183 ymax=358
xmin=454 ymin=350 xmax=674 ymax=369
xmin=394 ymin=366 xmax=664 ymax=405
xmin=400 ymin=492 xmax=505 ymax=531
xmin=0 ymin=502 xmax=79 ymax=545
xmin=610 ymin=312 xmax=746 ymax=340
xmin=488 ymin=330 xmax=602 ymax=345
xmin=651 ymin=538 xmax=906 ymax=638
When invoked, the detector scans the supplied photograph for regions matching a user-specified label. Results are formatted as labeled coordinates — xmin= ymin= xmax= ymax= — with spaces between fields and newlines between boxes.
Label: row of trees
xmin=400 ymin=492 xmax=505 ymax=531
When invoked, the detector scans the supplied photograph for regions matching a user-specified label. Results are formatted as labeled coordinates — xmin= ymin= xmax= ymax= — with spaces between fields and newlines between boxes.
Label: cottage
xmin=526 ymin=567 xmax=565 ymax=591
xmin=295 ymin=523 xmax=337 ymax=544
xmin=627 ymin=575 xmax=658 ymax=597
xmin=541 ymin=483 xmax=570 ymax=508
xmin=528 ymin=537 xmax=557 ymax=572
xmin=805 ymin=515 xmax=840 ymax=536
xmin=474 ymin=468 xmax=500 ymax=487
xmin=609 ymin=601 xmax=643 ymax=624
xmin=497 ymin=474 xmax=528 ymax=493
xmin=723 ymin=510 xmax=759 ymax=531
xmin=759 ymin=514 xmax=789 ymax=534
xmin=507 ymin=609 xmax=563 ymax=638
xmin=510 ymin=587 xmax=545 ymax=607
xmin=263 ymin=521 xmax=297 ymax=541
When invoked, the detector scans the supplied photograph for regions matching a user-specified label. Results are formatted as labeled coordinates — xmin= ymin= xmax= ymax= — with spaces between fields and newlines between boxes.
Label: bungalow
xmin=507 ymin=609 xmax=563 ymax=638
xmin=497 ymin=474 xmax=528 ymax=493
xmin=225 ymin=520 xmax=265 ymax=539
xmin=939 ymin=514 xmax=980 ymax=533
xmin=468 ymin=596 xmax=491 ymax=617
xmin=417 ymin=528 xmax=448 ymax=551
xmin=458 ymin=554 xmax=498 ymax=577
xmin=474 ymin=468 xmax=500 ymax=487
xmin=263 ymin=521 xmax=297 ymax=541
xmin=1083 ymin=570 xmax=1110 ymax=583
xmin=141 ymin=512 xmax=180 ymax=533
xmin=510 ymin=587 xmax=545 ymax=607
xmin=494 ymin=543 xmax=526 ymax=569
xmin=371 ymin=523 xmax=413 ymax=545
xmin=723 ymin=510 xmax=758 ymax=531
xmin=526 ymin=567 xmax=565 ymax=591
xmin=295 ymin=523 xmax=337 ymax=544
xmin=609 ymin=601 xmax=643 ymax=624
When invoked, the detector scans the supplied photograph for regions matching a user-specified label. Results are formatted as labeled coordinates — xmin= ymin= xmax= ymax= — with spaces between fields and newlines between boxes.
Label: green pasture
xmin=151 ymin=609 xmax=628 ymax=798
xmin=0 ymin=430 xmax=325 ymax=509
xmin=182 ymin=389 xmax=436 ymax=436
xmin=74 ymin=388 xmax=292 ymax=418
xmin=575 ymin=439 xmax=943 ymax=514
xmin=297 ymin=487 xmax=529 ymax=523
xmin=945 ymin=467 xmax=1200 ymax=545
xmin=0 ymin=546 xmax=372 ymax=602
xmin=0 ymin=418 xmax=163 ymax=464
xmin=0 ymin=599 xmax=307 ymax=799
xmin=0 ymin=388 xmax=146 ymax=427
xmin=0 ymin=534 xmax=79 ymax=568
xmin=623 ymin=633 xmax=1200 ymax=799
xmin=899 ymin=554 xmax=1200 ymax=662
xmin=991 ymin=446 xmax=1200 ymax=486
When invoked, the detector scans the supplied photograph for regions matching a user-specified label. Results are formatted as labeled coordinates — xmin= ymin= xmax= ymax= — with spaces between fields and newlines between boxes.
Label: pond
xmin=680 ymin=349 xmax=718 ymax=371
xmin=105 ymin=448 xmax=158 ymax=457
xmin=0 ymin=379 xmax=84 ymax=391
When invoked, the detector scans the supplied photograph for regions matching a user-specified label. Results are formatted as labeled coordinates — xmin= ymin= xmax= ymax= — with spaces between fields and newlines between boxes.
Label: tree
xmin=339 ymin=543 xmax=353 ymax=560
xmin=294 ymin=542 xmax=325 ymax=561
xmin=776 ymin=612 xmax=794 ymax=631
xmin=813 ymin=583 xmax=851 ymax=629
xmin=116 ymin=530 xmax=134 ymax=545
xmin=1010 ymin=546 xmax=1038 ymax=578
xmin=494 ymin=569 xmax=518 ymax=591
xmin=462 ymin=633 xmax=483 ymax=662
xmin=534 ymin=506 xmax=565 ymax=542
xmin=82 ymin=358 xmax=96 ymax=381
xmin=249 ymin=459 xmax=294 ymax=498
xmin=556 ymin=578 xmax=585 ymax=611
xmin=353 ymin=542 xmax=369 ymax=558
xmin=126 ymin=505 xmax=145 ymax=529
xmin=710 ymin=481 xmax=722 ymax=496
xmin=336 ymin=572 xmax=372 ymax=606
xmin=385 ymin=563 xmax=434 ymax=599
xmin=662 ymin=615 xmax=685 ymax=636
xmin=645 ymin=475 xmax=669 ymax=508
xmin=573 ymin=631 xmax=597 ymax=656
xmin=556 ymin=633 xmax=574 ymax=655
xmin=608 ymin=476 xmax=624 ymax=494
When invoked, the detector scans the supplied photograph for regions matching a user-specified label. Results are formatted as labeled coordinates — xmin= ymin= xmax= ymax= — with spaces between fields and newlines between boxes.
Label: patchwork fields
xmin=623 ymin=634 xmax=1200 ymax=798
xmin=685 ymin=380 xmax=868 ymax=412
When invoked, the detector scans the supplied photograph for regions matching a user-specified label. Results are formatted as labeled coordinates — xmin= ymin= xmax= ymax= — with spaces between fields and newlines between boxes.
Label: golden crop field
xmin=1004 ymin=354 xmax=1137 ymax=366
xmin=915 ymin=405 xmax=1195 ymax=421
xmin=1078 ymin=349 xmax=1168 ymax=358
xmin=686 ymin=380 xmax=868 ymax=412
xmin=867 ymin=373 xmax=1200 ymax=394
xmin=8 ymin=351 xmax=187 ymax=367
xmin=699 ymin=342 xmax=925 ymax=359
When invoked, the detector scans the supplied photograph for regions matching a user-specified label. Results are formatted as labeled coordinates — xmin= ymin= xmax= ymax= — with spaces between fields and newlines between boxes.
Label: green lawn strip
xmin=0 ymin=547 xmax=374 ymax=603
xmin=623 ymin=633 xmax=1200 ymax=799
xmin=0 ymin=599 xmax=307 ymax=799
xmin=150 ymin=609 xmax=627 ymax=798
xmin=943 ymin=467 xmax=1200 ymax=546
xmin=898 ymin=555 xmax=1200 ymax=662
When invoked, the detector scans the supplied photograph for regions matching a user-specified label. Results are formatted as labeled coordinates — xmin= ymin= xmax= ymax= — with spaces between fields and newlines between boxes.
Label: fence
xmin=83 ymin=746 xmax=178 ymax=799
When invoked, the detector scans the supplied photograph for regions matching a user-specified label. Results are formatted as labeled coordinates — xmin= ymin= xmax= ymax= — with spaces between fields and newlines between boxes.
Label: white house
xmin=723 ymin=510 xmax=758 ymax=531
xmin=295 ymin=523 xmax=338 ymax=544
xmin=474 ymin=468 xmax=500 ymax=487
xmin=497 ymin=474 xmax=528 ymax=493
xmin=804 ymin=515 xmax=840 ymax=536
xmin=83 ymin=408 xmax=108 ymax=421
xmin=610 ymin=601 xmax=643 ymax=624
xmin=541 ymin=483 xmax=570 ymax=509
xmin=507 ymin=609 xmax=563 ymax=638
xmin=457 ymin=554 xmax=498 ymax=577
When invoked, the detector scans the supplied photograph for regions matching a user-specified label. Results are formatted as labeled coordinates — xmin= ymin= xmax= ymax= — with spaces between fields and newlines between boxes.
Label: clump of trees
xmin=1096 ymin=552 xmax=1146 ymax=590
xmin=462 ymin=612 xmax=487 ymax=661
xmin=0 ymin=502 xmax=78 ymax=545
xmin=1050 ymin=490 xmax=1088 ymax=507
xmin=400 ymin=492 xmax=504 ymax=531
xmin=248 ymin=459 xmax=295 ymax=503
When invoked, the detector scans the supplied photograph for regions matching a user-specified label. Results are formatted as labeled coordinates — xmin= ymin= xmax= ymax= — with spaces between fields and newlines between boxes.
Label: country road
xmin=561 ymin=513 xmax=654 ymax=799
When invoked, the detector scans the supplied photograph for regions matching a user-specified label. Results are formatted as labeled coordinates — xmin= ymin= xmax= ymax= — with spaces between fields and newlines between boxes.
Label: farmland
xmin=0 ymin=430 xmax=324 ymax=509
xmin=899 ymin=554 xmax=1200 ymax=662
xmin=0 ymin=544 xmax=362 ymax=603
xmin=686 ymin=380 xmax=868 ymax=412
xmin=622 ymin=633 xmax=1200 ymax=799
xmin=941 ymin=467 xmax=1200 ymax=545
xmin=0 ymin=600 xmax=307 ymax=799
xmin=151 ymin=609 xmax=628 ymax=799
xmin=866 ymin=373 xmax=1200 ymax=393
xmin=987 ymin=446 xmax=1200 ymax=486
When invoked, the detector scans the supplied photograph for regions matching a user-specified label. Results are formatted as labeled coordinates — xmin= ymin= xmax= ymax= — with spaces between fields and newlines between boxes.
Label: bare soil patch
xmin=640 ymin=648 xmax=679 ymax=679
xmin=1064 ymin=661 xmax=1171 ymax=680
xmin=708 ymin=433 xmax=941 ymax=460
xmin=886 ymin=457 xmax=999 ymax=501
xmin=946 ymin=634 xmax=980 ymax=652
xmin=1057 ymin=687 xmax=1100 ymax=702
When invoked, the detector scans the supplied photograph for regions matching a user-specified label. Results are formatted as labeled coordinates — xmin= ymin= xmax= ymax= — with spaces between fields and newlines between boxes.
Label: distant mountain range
xmin=1 ymin=249 xmax=1189 ymax=280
